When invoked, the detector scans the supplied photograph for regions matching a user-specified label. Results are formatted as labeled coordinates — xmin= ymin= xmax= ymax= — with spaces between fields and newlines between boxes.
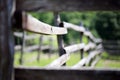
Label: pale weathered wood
xmin=14 ymin=12 xmax=67 ymax=35
xmin=47 ymin=43 xmax=100 ymax=68
xmin=16 ymin=0 xmax=120 ymax=12
xmin=86 ymin=50 xmax=103 ymax=65
xmin=63 ymin=22 xmax=100 ymax=43
xmin=64 ymin=43 xmax=85 ymax=53
xmin=72 ymin=49 xmax=102 ymax=68
xmin=15 ymin=44 xmax=49 ymax=52
xmin=25 ymin=45 xmax=49 ymax=52
xmin=84 ymin=31 xmax=101 ymax=43
xmin=91 ymin=56 xmax=101 ymax=68
xmin=14 ymin=45 xmax=22 ymax=51
xmin=14 ymin=32 xmax=23 ymax=37
xmin=23 ymin=12 xmax=67 ymax=35
xmin=84 ymin=31 xmax=92 ymax=37
xmin=84 ymin=42 xmax=96 ymax=52
xmin=15 ymin=67 xmax=120 ymax=80
xmin=64 ymin=22 xmax=85 ymax=32
xmin=0 ymin=0 xmax=14 ymax=80
xmin=14 ymin=32 xmax=40 ymax=40
xmin=72 ymin=58 xmax=87 ymax=68
xmin=47 ymin=43 xmax=85 ymax=67
xmin=46 ymin=53 xmax=70 ymax=67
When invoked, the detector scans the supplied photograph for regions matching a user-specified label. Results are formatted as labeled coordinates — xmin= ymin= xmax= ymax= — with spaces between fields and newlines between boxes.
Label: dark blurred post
xmin=54 ymin=12 xmax=66 ymax=66
xmin=0 ymin=0 xmax=15 ymax=80
xmin=19 ymin=30 xmax=26 ymax=65
xmin=86 ymin=28 xmax=92 ymax=66
xmin=79 ymin=22 xmax=84 ymax=59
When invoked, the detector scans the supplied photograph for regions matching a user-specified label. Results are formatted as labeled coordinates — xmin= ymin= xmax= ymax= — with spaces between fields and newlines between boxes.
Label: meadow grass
xmin=14 ymin=51 xmax=58 ymax=67
xmin=96 ymin=52 xmax=120 ymax=68
xmin=14 ymin=51 xmax=120 ymax=68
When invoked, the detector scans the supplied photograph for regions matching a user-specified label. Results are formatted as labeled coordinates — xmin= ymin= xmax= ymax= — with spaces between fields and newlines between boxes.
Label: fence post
xmin=0 ymin=0 xmax=15 ymax=80
xmin=37 ymin=35 xmax=43 ymax=61
xmin=86 ymin=28 xmax=91 ymax=54
xmin=54 ymin=12 xmax=66 ymax=66
xmin=48 ymin=37 xmax=53 ymax=59
xmin=80 ymin=31 xmax=84 ymax=59
xmin=19 ymin=30 xmax=26 ymax=65
xmin=79 ymin=23 xmax=84 ymax=59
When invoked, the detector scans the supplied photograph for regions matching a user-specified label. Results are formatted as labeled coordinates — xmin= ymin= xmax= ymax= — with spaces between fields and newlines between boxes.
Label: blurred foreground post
xmin=0 ymin=0 xmax=15 ymax=80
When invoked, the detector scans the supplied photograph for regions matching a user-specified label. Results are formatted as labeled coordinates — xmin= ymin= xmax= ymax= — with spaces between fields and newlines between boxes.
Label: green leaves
xmin=93 ymin=12 xmax=120 ymax=40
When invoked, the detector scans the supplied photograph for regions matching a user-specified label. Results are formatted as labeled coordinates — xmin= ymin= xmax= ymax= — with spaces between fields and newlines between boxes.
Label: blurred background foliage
xmin=30 ymin=11 xmax=120 ymax=44
xmin=91 ymin=12 xmax=120 ymax=40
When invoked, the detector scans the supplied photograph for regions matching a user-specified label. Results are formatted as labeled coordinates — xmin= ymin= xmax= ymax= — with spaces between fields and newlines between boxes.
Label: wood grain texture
xmin=64 ymin=43 xmax=85 ymax=53
xmin=22 ymin=12 xmax=67 ymax=35
xmin=16 ymin=0 xmax=120 ymax=12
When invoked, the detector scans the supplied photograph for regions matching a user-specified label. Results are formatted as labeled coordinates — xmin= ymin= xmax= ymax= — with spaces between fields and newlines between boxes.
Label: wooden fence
xmin=13 ymin=12 xmax=113 ymax=80
xmin=14 ymin=31 xmax=54 ymax=64
xmin=0 ymin=0 xmax=120 ymax=80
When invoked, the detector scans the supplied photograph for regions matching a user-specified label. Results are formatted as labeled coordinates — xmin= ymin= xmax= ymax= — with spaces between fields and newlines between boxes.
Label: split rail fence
xmin=14 ymin=12 xmax=102 ymax=67
xmin=14 ymin=31 xmax=54 ymax=64
xmin=0 ymin=0 xmax=120 ymax=80
xmin=13 ymin=12 xmax=119 ymax=80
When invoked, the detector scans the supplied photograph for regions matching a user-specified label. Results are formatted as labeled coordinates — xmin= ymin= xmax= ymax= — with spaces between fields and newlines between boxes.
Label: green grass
xmin=14 ymin=51 xmax=58 ymax=67
xmin=14 ymin=52 xmax=86 ymax=67
xmin=66 ymin=53 xmax=80 ymax=66
xmin=96 ymin=52 xmax=120 ymax=68
xmin=14 ymin=51 xmax=120 ymax=68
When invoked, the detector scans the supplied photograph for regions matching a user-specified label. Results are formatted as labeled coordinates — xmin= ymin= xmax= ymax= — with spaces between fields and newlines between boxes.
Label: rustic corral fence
xmin=0 ymin=0 xmax=120 ymax=80
xmin=13 ymin=12 xmax=117 ymax=80
xmin=14 ymin=31 xmax=54 ymax=64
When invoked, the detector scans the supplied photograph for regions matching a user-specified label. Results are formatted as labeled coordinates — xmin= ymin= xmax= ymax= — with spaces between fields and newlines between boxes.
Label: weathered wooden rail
xmin=0 ymin=0 xmax=120 ymax=80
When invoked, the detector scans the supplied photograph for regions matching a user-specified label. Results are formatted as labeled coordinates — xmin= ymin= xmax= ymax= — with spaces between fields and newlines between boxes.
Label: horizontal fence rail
xmin=14 ymin=12 xmax=67 ymax=35
xmin=46 ymin=53 xmax=70 ymax=68
xmin=14 ymin=32 xmax=40 ymax=40
xmin=83 ymin=42 xmax=96 ymax=52
xmin=72 ymin=49 xmax=103 ymax=68
xmin=64 ymin=43 xmax=85 ymax=53
xmin=63 ymin=22 xmax=102 ymax=44
xmin=63 ymin=22 xmax=85 ymax=32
